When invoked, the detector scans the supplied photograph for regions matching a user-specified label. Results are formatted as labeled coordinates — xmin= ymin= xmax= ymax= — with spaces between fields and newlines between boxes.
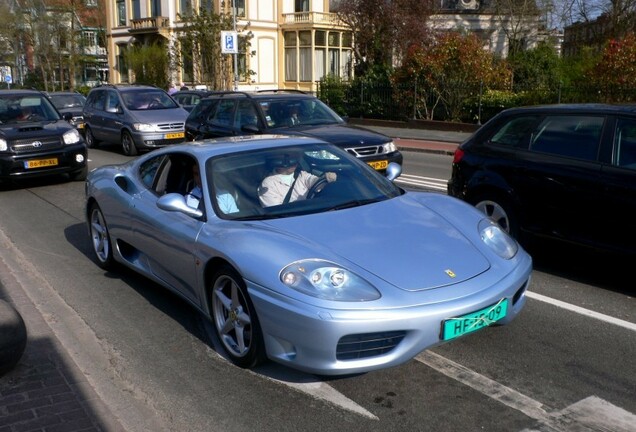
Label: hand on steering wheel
xmin=307 ymin=172 xmax=337 ymax=199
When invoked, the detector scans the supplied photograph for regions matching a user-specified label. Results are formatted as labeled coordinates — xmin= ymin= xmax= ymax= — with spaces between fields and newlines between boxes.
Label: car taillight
xmin=452 ymin=148 xmax=465 ymax=164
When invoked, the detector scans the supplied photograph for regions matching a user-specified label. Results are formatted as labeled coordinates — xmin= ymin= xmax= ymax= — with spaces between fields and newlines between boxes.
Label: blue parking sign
xmin=221 ymin=31 xmax=238 ymax=54
xmin=4 ymin=75 xmax=11 ymax=84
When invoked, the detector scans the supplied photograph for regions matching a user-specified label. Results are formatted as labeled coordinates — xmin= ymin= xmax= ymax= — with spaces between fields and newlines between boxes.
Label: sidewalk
xmin=358 ymin=124 xmax=470 ymax=155
xmin=0 ymin=124 xmax=473 ymax=431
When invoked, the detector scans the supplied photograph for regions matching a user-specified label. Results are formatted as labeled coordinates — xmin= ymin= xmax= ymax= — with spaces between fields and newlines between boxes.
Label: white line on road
xmin=396 ymin=174 xmax=447 ymax=191
xmin=527 ymin=291 xmax=636 ymax=332
xmin=416 ymin=351 xmax=636 ymax=432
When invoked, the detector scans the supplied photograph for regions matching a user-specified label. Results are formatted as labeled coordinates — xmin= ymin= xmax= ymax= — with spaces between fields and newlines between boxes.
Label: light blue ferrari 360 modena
xmin=85 ymin=134 xmax=532 ymax=376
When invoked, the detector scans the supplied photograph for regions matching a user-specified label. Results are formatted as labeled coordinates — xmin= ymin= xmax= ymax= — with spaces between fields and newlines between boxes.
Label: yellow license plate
xmin=367 ymin=160 xmax=388 ymax=170
xmin=165 ymin=132 xmax=185 ymax=139
xmin=25 ymin=158 xmax=58 ymax=169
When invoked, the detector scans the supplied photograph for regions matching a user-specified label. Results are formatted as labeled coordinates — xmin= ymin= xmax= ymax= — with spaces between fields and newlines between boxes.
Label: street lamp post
xmin=232 ymin=0 xmax=238 ymax=91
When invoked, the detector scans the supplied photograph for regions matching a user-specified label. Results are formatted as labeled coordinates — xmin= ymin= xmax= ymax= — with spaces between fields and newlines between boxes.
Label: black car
xmin=185 ymin=90 xmax=402 ymax=171
xmin=447 ymin=103 xmax=636 ymax=255
xmin=48 ymin=91 xmax=87 ymax=132
xmin=172 ymin=89 xmax=216 ymax=112
xmin=0 ymin=89 xmax=88 ymax=184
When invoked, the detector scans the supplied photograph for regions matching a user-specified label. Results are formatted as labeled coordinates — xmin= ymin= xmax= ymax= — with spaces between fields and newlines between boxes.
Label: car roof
xmin=201 ymin=89 xmax=315 ymax=101
xmin=504 ymin=103 xmax=636 ymax=116
xmin=0 ymin=89 xmax=46 ymax=96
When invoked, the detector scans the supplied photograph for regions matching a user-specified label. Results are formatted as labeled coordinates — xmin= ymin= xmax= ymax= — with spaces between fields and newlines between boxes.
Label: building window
xmin=234 ymin=0 xmax=245 ymax=17
xmin=299 ymin=31 xmax=312 ymax=82
xmin=284 ymin=32 xmax=297 ymax=82
xmin=295 ymin=0 xmax=309 ymax=12
xmin=179 ymin=0 xmax=192 ymax=17
xmin=131 ymin=0 xmax=140 ymax=20
xmin=117 ymin=45 xmax=128 ymax=82
xmin=116 ymin=0 xmax=126 ymax=26
xmin=151 ymin=0 xmax=161 ymax=17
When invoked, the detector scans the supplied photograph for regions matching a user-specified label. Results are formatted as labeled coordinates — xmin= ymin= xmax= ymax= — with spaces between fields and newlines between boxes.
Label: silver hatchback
xmin=83 ymin=85 xmax=189 ymax=156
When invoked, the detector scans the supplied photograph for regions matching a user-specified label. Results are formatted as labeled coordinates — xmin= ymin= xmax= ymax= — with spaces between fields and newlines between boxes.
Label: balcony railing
xmin=282 ymin=12 xmax=344 ymax=27
xmin=129 ymin=17 xmax=171 ymax=33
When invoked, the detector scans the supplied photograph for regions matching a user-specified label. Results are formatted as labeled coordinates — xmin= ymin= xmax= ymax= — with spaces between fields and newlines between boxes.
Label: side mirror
xmin=385 ymin=162 xmax=402 ymax=181
xmin=157 ymin=193 xmax=203 ymax=218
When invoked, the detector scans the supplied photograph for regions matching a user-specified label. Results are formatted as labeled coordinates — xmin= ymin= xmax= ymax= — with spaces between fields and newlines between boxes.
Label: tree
xmin=332 ymin=0 xmax=436 ymax=77
xmin=490 ymin=0 xmax=545 ymax=57
xmin=393 ymin=32 xmax=512 ymax=121
xmin=173 ymin=6 xmax=253 ymax=90
xmin=508 ymin=41 xmax=562 ymax=90
xmin=124 ymin=42 xmax=170 ymax=88
xmin=587 ymin=32 xmax=636 ymax=101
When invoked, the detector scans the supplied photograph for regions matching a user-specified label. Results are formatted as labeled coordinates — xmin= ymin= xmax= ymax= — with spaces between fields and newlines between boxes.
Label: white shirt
xmin=258 ymin=171 xmax=319 ymax=207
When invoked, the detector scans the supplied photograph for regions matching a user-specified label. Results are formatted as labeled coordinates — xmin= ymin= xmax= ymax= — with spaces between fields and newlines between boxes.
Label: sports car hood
xmin=278 ymin=123 xmax=391 ymax=147
xmin=0 ymin=120 xmax=75 ymax=139
xmin=260 ymin=197 xmax=491 ymax=291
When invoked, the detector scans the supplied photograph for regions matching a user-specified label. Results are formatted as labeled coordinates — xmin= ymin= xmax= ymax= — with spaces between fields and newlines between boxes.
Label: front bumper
xmin=0 ymin=143 xmax=88 ymax=180
xmin=132 ymin=130 xmax=186 ymax=150
xmin=248 ymin=251 xmax=532 ymax=376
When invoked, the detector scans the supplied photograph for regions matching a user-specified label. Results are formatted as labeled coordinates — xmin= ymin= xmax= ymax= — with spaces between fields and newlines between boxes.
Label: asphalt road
xmin=0 ymin=148 xmax=634 ymax=432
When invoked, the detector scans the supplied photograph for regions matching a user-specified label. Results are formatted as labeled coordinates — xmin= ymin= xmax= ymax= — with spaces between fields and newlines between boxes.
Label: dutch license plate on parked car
xmin=25 ymin=158 xmax=58 ymax=169
xmin=441 ymin=298 xmax=508 ymax=341
xmin=165 ymin=132 xmax=185 ymax=139
xmin=367 ymin=160 xmax=388 ymax=170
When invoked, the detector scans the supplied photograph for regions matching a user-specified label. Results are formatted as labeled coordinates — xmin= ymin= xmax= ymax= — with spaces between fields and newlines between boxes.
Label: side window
xmin=92 ymin=91 xmax=107 ymax=110
xmin=209 ymin=99 xmax=235 ymax=127
xmin=530 ymin=115 xmax=603 ymax=161
xmin=190 ymin=98 xmax=217 ymax=121
xmin=234 ymin=100 xmax=258 ymax=129
xmin=489 ymin=116 xmax=539 ymax=148
xmin=614 ymin=118 xmax=636 ymax=169
xmin=106 ymin=91 xmax=120 ymax=112
xmin=139 ymin=155 xmax=169 ymax=191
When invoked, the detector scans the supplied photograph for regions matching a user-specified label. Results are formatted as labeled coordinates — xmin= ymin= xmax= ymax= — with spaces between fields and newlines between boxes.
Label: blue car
xmin=85 ymin=135 xmax=531 ymax=375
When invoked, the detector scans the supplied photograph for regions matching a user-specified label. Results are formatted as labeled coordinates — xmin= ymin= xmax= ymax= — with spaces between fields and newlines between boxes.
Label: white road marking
xmin=396 ymin=174 xmax=448 ymax=191
xmin=527 ymin=291 xmax=636 ymax=332
xmin=417 ymin=351 xmax=636 ymax=431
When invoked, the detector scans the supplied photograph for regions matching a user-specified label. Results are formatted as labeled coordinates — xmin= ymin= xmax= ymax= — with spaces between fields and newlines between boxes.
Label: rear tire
xmin=121 ymin=131 xmax=138 ymax=156
xmin=209 ymin=264 xmax=266 ymax=369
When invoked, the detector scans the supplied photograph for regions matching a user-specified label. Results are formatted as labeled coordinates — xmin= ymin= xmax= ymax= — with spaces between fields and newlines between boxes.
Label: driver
xmin=258 ymin=153 xmax=336 ymax=207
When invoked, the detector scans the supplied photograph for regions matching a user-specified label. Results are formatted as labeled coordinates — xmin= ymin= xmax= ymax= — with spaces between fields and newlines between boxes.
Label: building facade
xmin=106 ymin=0 xmax=353 ymax=92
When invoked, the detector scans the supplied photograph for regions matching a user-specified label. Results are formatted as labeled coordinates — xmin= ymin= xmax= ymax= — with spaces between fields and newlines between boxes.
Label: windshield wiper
xmin=325 ymin=199 xmax=378 ymax=211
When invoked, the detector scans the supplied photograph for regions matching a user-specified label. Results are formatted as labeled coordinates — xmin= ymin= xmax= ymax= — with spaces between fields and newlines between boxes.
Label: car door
xmin=519 ymin=114 xmax=604 ymax=243
xmin=131 ymin=153 xmax=203 ymax=305
xmin=597 ymin=116 xmax=636 ymax=254
xmin=198 ymin=98 xmax=238 ymax=138
xmin=102 ymin=90 xmax=123 ymax=144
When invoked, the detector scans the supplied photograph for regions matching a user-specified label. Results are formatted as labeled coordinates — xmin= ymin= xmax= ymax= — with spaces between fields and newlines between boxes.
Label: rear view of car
xmin=0 ymin=90 xmax=88 ymax=185
xmin=83 ymin=85 xmax=189 ymax=156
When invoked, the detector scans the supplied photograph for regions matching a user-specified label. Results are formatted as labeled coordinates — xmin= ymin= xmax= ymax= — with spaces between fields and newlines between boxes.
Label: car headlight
xmin=0 ymin=139 xmax=7 ymax=151
xmin=63 ymin=129 xmax=81 ymax=145
xmin=478 ymin=218 xmax=518 ymax=259
xmin=382 ymin=141 xmax=397 ymax=153
xmin=133 ymin=123 xmax=156 ymax=132
xmin=280 ymin=259 xmax=381 ymax=301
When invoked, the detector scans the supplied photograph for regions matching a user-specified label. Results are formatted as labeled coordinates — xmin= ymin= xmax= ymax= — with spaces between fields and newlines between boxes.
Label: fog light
xmin=76 ymin=154 xmax=85 ymax=163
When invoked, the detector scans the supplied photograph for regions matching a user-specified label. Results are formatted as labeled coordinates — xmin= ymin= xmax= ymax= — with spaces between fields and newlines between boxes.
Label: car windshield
xmin=122 ymin=90 xmax=179 ymax=111
xmin=259 ymin=98 xmax=344 ymax=128
xmin=207 ymin=143 xmax=402 ymax=220
xmin=49 ymin=94 xmax=86 ymax=109
xmin=0 ymin=94 xmax=62 ymax=124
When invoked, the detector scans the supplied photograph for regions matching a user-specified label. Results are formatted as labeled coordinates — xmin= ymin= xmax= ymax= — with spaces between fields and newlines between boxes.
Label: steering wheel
xmin=148 ymin=100 xmax=162 ymax=109
xmin=306 ymin=174 xmax=330 ymax=199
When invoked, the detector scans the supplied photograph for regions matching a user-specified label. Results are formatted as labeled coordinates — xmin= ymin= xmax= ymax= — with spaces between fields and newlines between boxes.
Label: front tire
xmin=85 ymin=126 xmax=99 ymax=149
xmin=210 ymin=265 xmax=266 ymax=369
xmin=89 ymin=203 xmax=114 ymax=270
xmin=121 ymin=131 xmax=138 ymax=156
